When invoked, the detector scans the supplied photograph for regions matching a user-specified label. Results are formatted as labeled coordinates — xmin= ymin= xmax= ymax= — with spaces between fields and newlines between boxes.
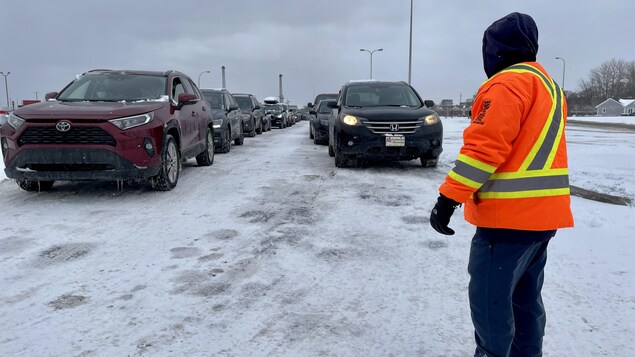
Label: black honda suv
xmin=327 ymin=80 xmax=442 ymax=168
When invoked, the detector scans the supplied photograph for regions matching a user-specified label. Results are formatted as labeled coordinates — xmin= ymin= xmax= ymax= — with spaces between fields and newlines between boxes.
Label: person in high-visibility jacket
xmin=429 ymin=12 xmax=573 ymax=357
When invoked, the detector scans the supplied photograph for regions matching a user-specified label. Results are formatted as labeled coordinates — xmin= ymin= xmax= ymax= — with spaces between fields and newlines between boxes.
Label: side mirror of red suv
xmin=176 ymin=93 xmax=197 ymax=110
xmin=178 ymin=93 xmax=197 ymax=103
xmin=45 ymin=92 xmax=58 ymax=100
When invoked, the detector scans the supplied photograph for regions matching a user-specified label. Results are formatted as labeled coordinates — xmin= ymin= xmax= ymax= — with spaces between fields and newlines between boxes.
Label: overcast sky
xmin=1 ymin=0 xmax=632 ymax=108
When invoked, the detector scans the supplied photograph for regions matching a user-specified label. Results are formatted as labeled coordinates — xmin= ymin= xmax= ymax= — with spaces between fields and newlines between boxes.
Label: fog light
xmin=431 ymin=138 xmax=440 ymax=147
xmin=143 ymin=137 xmax=155 ymax=157
xmin=348 ymin=141 xmax=354 ymax=146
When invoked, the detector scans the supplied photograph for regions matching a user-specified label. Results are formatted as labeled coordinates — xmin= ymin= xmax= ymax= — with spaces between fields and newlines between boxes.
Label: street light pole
xmin=359 ymin=48 xmax=383 ymax=79
xmin=197 ymin=70 xmax=211 ymax=88
xmin=555 ymin=57 xmax=566 ymax=93
xmin=0 ymin=71 xmax=10 ymax=108
xmin=408 ymin=0 xmax=413 ymax=84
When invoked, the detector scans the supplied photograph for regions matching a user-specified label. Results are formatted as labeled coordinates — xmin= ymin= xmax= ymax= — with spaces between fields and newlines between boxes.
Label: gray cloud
xmin=1 ymin=0 xmax=633 ymax=107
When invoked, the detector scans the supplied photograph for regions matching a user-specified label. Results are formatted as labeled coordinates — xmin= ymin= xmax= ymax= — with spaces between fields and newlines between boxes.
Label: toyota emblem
xmin=389 ymin=123 xmax=400 ymax=132
xmin=56 ymin=121 xmax=71 ymax=132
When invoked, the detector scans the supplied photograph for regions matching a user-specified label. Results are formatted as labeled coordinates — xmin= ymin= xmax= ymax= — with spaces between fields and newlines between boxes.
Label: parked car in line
xmin=296 ymin=110 xmax=310 ymax=121
xmin=288 ymin=105 xmax=299 ymax=125
xmin=309 ymin=99 xmax=336 ymax=145
xmin=256 ymin=102 xmax=272 ymax=131
xmin=327 ymin=80 xmax=443 ymax=168
xmin=281 ymin=103 xmax=292 ymax=126
xmin=265 ymin=104 xmax=288 ymax=128
xmin=263 ymin=97 xmax=288 ymax=129
xmin=0 ymin=69 xmax=215 ymax=191
xmin=201 ymin=88 xmax=244 ymax=153
xmin=232 ymin=93 xmax=264 ymax=136
xmin=308 ymin=93 xmax=339 ymax=109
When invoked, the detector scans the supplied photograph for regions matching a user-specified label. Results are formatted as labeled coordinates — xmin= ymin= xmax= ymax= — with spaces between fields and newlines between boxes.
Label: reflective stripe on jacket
xmin=439 ymin=62 xmax=574 ymax=230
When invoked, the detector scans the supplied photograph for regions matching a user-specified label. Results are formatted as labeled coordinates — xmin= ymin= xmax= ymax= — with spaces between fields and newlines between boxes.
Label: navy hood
xmin=482 ymin=12 xmax=539 ymax=78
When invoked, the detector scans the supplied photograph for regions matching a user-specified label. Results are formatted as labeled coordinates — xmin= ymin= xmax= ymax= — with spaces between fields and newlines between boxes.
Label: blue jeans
xmin=468 ymin=228 xmax=554 ymax=357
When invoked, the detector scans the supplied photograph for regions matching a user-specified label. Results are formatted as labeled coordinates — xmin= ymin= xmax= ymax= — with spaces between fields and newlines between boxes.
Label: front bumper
xmin=270 ymin=116 xmax=284 ymax=126
xmin=1 ymin=121 xmax=164 ymax=181
xmin=242 ymin=119 xmax=254 ymax=131
xmin=4 ymin=148 xmax=161 ymax=180
xmin=334 ymin=123 xmax=443 ymax=160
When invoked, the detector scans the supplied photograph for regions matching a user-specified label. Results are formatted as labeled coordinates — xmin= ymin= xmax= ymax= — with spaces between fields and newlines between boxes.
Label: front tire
xmin=234 ymin=126 xmax=244 ymax=146
xmin=256 ymin=120 xmax=263 ymax=135
xmin=421 ymin=157 xmax=438 ymax=168
xmin=248 ymin=120 xmax=257 ymax=137
xmin=196 ymin=127 xmax=215 ymax=166
xmin=220 ymin=126 xmax=232 ymax=153
xmin=16 ymin=180 xmax=54 ymax=192
xmin=152 ymin=134 xmax=180 ymax=191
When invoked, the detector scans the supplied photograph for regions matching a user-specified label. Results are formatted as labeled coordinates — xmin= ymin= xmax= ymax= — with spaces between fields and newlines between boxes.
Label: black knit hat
xmin=482 ymin=12 xmax=539 ymax=78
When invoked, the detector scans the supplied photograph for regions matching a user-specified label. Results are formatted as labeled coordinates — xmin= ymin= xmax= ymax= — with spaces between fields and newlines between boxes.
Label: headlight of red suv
xmin=109 ymin=112 xmax=154 ymax=130
xmin=7 ymin=113 xmax=25 ymax=130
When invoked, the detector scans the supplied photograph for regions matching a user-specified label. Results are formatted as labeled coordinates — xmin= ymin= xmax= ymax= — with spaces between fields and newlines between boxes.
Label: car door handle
xmin=202 ymin=106 xmax=206 ymax=111
xmin=192 ymin=111 xmax=198 ymax=117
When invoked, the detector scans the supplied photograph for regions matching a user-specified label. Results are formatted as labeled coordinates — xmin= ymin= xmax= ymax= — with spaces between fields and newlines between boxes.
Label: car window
xmin=234 ymin=96 xmax=253 ymax=110
xmin=57 ymin=73 xmax=166 ymax=102
xmin=345 ymin=84 xmax=422 ymax=107
xmin=183 ymin=78 xmax=200 ymax=98
xmin=172 ymin=78 xmax=186 ymax=100
xmin=203 ymin=92 xmax=223 ymax=109
xmin=317 ymin=100 xmax=334 ymax=113
xmin=224 ymin=93 xmax=237 ymax=109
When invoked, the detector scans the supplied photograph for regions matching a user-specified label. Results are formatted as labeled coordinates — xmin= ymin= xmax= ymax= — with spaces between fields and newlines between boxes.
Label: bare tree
xmin=576 ymin=58 xmax=634 ymax=106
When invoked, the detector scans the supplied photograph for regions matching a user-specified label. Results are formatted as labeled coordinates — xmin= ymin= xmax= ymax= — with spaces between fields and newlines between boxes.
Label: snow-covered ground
xmin=0 ymin=119 xmax=633 ymax=356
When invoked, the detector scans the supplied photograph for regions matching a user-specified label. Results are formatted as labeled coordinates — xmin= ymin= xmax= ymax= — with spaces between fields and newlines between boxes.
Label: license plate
xmin=385 ymin=135 xmax=405 ymax=147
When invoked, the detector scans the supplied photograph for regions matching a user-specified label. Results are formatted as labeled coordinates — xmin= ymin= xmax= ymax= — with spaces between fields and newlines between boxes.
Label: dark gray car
xmin=310 ymin=99 xmax=336 ymax=145
xmin=201 ymin=89 xmax=244 ymax=153
xmin=232 ymin=93 xmax=265 ymax=136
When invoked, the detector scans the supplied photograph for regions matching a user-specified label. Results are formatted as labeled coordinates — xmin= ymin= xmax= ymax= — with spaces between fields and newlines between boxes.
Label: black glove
xmin=430 ymin=194 xmax=460 ymax=235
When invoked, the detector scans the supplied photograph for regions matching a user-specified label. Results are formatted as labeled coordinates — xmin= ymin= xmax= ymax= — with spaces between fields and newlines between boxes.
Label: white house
xmin=619 ymin=99 xmax=635 ymax=115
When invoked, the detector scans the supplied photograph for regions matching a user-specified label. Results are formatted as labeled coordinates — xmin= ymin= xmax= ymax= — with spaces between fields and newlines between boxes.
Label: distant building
xmin=620 ymin=99 xmax=635 ymax=115
xmin=595 ymin=98 xmax=635 ymax=116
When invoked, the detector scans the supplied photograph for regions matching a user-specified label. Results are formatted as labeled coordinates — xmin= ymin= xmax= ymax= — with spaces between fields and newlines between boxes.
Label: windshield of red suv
xmin=57 ymin=73 xmax=167 ymax=102
xmin=345 ymin=84 xmax=422 ymax=108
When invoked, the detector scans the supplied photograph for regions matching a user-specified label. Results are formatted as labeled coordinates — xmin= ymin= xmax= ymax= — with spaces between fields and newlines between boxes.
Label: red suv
xmin=0 ymin=69 xmax=215 ymax=191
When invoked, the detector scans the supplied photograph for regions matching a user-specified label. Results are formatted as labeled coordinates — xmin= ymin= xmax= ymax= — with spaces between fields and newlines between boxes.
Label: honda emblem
xmin=389 ymin=123 xmax=400 ymax=132
xmin=56 ymin=121 xmax=71 ymax=132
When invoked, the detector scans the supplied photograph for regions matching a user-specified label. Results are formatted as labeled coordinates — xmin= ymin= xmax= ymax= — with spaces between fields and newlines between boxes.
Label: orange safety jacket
xmin=439 ymin=62 xmax=574 ymax=231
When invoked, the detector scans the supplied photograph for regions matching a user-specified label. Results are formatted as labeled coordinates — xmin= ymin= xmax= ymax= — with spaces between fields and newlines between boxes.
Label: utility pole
xmin=221 ymin=66 xmax=226 ymax=89
xmin=408 ymin=0 xmax=413 ymax=84
xmin=279 ymin=74 xmax=284 ymax=103
xmin=555 ymin=57 xmax=566 ymax=93
xmin=0 ymin=71 xmax=10 ymax=108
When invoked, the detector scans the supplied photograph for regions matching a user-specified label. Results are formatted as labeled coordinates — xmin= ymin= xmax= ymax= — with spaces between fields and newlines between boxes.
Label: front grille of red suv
xmin=18 ymin=126 xmax=117 ymax=146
